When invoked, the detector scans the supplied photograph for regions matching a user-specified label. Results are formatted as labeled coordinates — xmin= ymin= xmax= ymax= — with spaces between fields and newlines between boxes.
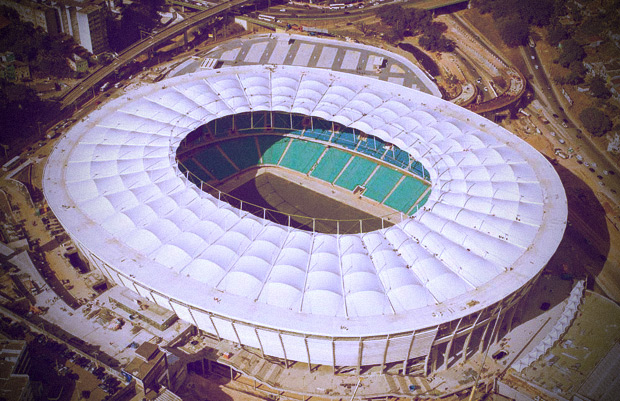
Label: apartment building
xmin=0 ymin=0 xmax=109 ymax=54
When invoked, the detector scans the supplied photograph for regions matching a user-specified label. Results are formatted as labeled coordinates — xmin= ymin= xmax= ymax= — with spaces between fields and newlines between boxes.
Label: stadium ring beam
xmin=44 ymin=65 xmax=567 ymax=376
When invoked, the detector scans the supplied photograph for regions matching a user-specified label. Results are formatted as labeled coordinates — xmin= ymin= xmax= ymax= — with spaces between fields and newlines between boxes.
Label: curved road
xmin=60 ymin=0 xmax=252 ymax=109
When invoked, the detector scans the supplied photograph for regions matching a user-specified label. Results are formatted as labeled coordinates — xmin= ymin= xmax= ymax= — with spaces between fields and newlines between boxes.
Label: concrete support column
xmin=441 ymin=318 xmax=462 ymax=371
xmin=478 ymin=310 xmax=496 ymax=354
xmin=430 ymin=346 xmax=438 ymax=373
xmin=356 ymin=338 xmax=363 ymax=376
xmin=278 ymin=332 xmax=289 ymax=369
xmin=460 ymin=328 xmax=475 ymax=365
xmin=493 ymin=309 xmax=507 ymax=344
xmin=331 ymin=338 xmax=336 ymax=375
xmin=304 ymin=336 xmax=312 ymax=373
xmin=402 ymin=331 xmax=415 ymax=375
xmin=461 ymin=312 xmax=483 ymax=364
xmin=506 ymin=304 xmax=518 ymax=333
xmin=381 ymin=335 xmax=390 ymax=373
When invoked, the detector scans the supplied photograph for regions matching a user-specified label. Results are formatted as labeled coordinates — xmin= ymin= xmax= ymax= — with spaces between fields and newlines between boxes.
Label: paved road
xmin=60 ymin=0 xmax=252 ymax=110
xmin=522 ymin=45 xmax=620 ymax=202
xmin=521 ymin=44 xmax=620 ymax=302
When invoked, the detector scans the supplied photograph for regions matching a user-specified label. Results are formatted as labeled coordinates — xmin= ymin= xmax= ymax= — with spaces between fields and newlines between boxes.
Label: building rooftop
xmin=512 ymin=291 xmax=620 ymax=400
xmin=135 ymin=341 xmax=160 ymax=362
xmin=124 ymin=342 xmax=165 ymax=381
xmin=106 ymin=285 xmax=177 ymax=327
xmin=43 ymin=64 xmax=566 ymax=339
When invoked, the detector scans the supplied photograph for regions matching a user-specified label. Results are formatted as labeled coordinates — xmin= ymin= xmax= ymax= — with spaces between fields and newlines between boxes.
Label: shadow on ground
xmin=513 ymin=158 xmax=609 ymax=327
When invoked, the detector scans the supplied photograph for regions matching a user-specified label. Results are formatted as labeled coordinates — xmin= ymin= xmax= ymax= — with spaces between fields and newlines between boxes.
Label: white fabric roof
xmin=43 ymin=65 xmax=567 ymax=337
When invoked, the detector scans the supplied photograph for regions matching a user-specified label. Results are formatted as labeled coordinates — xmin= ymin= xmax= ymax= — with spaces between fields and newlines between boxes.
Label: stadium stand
xmin=178 ymin=112 xmax=433 ymax=216
xmin=333 ymin=156 xmax=377 ymax=190
xmin=363 ymin=166 xmax=404 ymax=203
xmin=309 ymin=147 xmax=352 ymax=183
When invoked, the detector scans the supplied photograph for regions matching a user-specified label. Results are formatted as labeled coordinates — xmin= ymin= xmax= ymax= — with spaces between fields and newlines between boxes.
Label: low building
xmin=610 ymin=75 xmax=620 ymax=101
xmin=0 ymin=54 xmax=29 ymax=82
xmin=66 ymin=53 xmax=88 ymax=73
xmin=0 ymin=51 xmax=15 ymax=63
xmin=0 ymin=62 xmax=15 ymax=81
xmin=0 ymin=0 xmax=60 ymax=35
xmin=107 ymin=285 xmax=178 ymax=331
xmin=123 ymin=342 xmax=171 ymax=398
xmin=0 ymin=0 xmax=109 ymax=54
xmin=0 ymin=340 xmax=37 ymax=401
xmin=13 ymin=61 xmax=30 ymax=81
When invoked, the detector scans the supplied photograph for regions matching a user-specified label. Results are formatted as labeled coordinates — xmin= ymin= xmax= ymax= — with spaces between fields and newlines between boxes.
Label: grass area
xmin=229 ymin=171 xmax=389 ymax=233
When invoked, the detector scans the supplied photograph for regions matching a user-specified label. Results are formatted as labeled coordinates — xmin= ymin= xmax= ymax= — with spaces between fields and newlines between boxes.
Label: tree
xmin=377 ymin=5 xmax=447 ymax=47
xmin=114 ymin=0 xmax=165 ymax=50
xmin=0 ymin=5 xmax=18 ymax=20
xmin=470 ymin=0 xmax=494 ymax=14
xmin=378 ymin=5 xmax=407 ymax=38
xmin=419 ymin=26 xmax=455 ymax=53
xmin=564 ymin=61 xmax=586 ymax=85
xmin=589 ymin=76 xmax=611 ymax=99
xmin=547 ymin=23 xmax=569 ymax=46
xmin=522 ymin=0 xmax=555 ymax=26
xmin=579 ymin=107 xmax=612 ymax=136
xmin=499 ymin=17 xmax=529 ymax=47
xmin=557 ymin=39 xmax=585 ymax=68
xmin=0 ymin=81 xmax=60 ymax=146
xmin=490 ymin=0 xmax=522 ymax=21
xmin=407 ymin=9 xmax=433 ymax=35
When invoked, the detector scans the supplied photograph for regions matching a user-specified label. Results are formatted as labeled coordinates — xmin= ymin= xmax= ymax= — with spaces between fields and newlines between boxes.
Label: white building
xmin=0 ymin=0 xmax=109 ymax=54
xmin=43 ymin=65 xmax=567 ymax=377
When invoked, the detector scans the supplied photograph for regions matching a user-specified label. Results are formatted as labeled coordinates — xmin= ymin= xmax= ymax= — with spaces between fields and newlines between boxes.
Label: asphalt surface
xmin=523 ymin=45 xmax=620 ymax=202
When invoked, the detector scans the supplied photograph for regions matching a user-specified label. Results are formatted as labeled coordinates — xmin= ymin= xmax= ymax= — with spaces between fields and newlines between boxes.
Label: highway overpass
xmin=60 ymin=0 xmax=252 ymax=109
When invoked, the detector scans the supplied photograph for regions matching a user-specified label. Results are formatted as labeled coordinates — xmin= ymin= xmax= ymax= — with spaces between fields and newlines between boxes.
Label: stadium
xmin=43 ymin=64 xmax=567 ymax=377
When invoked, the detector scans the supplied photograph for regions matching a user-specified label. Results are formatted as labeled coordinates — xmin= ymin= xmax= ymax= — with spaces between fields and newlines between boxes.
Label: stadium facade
xmin=43 ymin=65 xmax=567 ymax=376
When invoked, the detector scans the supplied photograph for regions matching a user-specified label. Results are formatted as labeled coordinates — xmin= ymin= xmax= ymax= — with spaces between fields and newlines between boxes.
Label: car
xmin=558 ymin=138 xmax=565 ymax=144
xmin=534 ymin=65 xmax=539 ymax=69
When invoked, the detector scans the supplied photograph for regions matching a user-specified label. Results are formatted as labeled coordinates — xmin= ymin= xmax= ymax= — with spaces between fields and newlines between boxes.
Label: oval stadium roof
xmin=43 ymin=65 xmax=567 ymax=338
